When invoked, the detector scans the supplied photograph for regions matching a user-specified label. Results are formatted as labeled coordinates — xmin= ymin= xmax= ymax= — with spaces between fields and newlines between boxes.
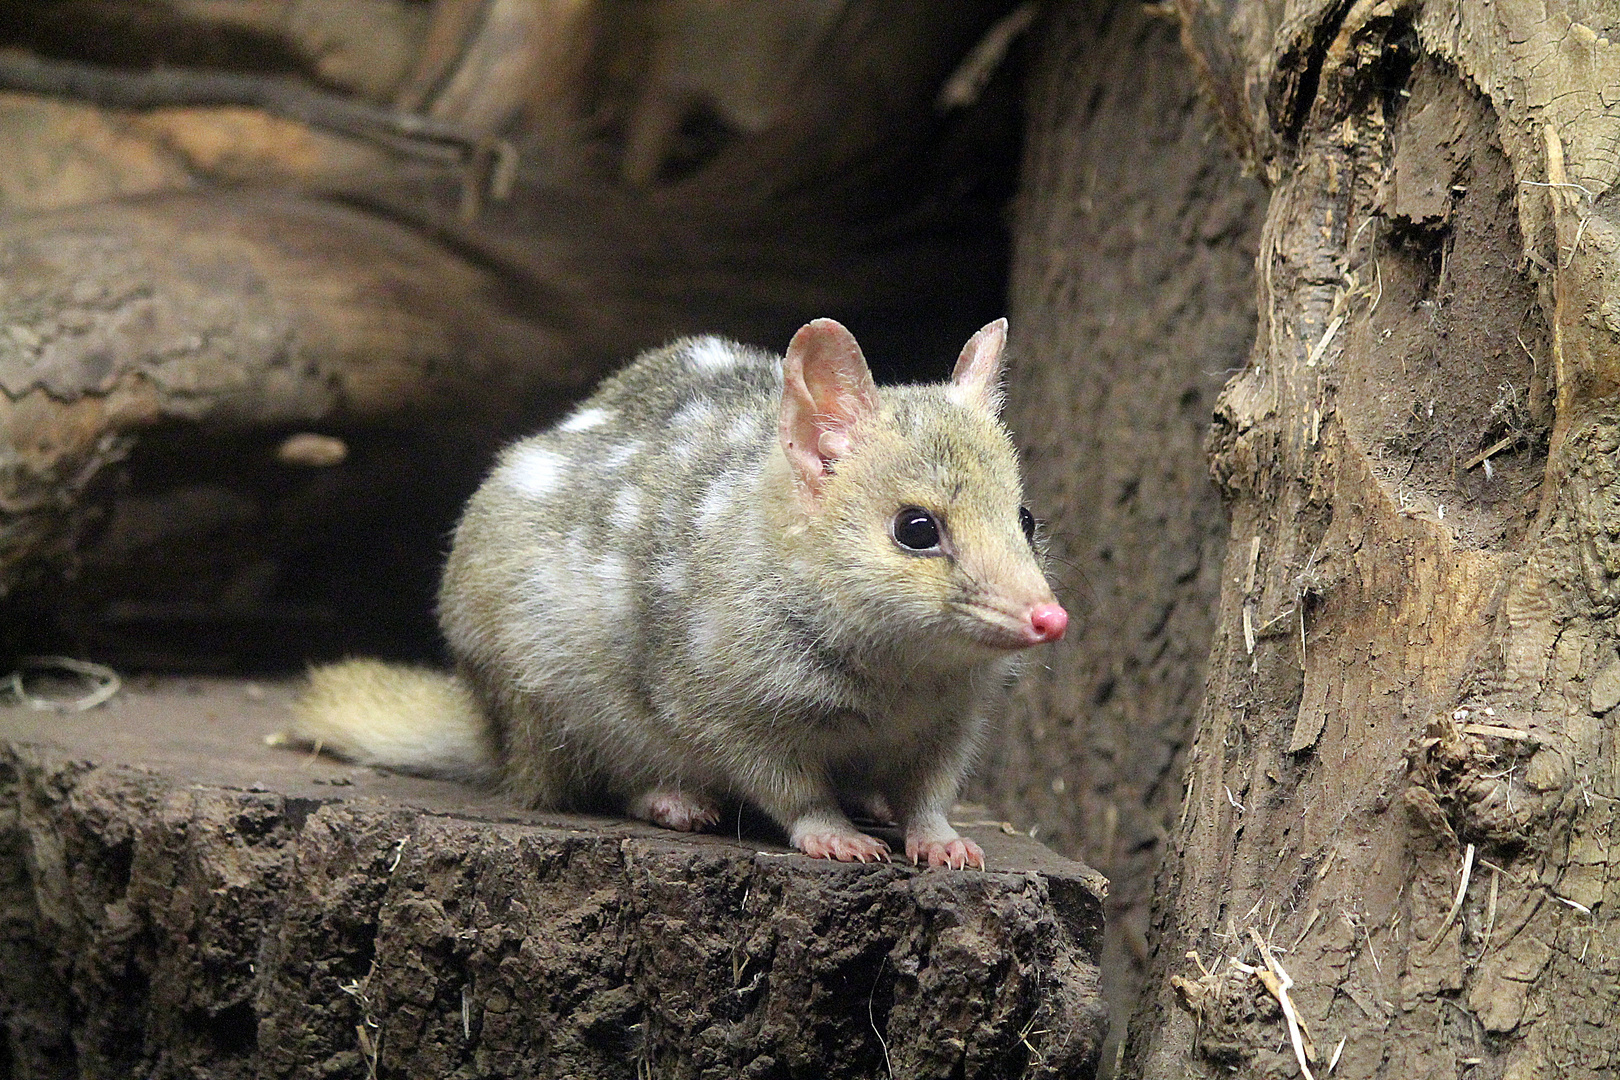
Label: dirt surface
xmin=0 ymin=676 xmax=1107 ymax=1079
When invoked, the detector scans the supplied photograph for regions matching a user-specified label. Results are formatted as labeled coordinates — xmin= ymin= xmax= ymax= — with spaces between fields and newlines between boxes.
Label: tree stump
xmin=0 ymin=680 xmax=1106 ymax=1079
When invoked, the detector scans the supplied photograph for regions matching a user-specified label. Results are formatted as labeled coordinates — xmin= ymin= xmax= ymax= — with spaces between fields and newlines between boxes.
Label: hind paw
xmin=629 ymin=787 xmax=721 ymax=832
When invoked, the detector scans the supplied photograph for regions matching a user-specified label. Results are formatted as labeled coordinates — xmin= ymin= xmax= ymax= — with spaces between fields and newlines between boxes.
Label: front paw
xmin=794 ymin=829 xmax=891 ymax=863
xmin=905 ymin=834 xmax=985 ymax=871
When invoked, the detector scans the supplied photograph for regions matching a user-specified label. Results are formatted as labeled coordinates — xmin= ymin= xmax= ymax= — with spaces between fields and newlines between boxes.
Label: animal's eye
xmin=892 ymin=507 xmax=943 ymax=553
xmin=1019 ymin=506 xmax=1037 ymax=544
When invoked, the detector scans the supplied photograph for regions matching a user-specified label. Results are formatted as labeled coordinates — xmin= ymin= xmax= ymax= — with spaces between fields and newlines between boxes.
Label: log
xmin=0 ymin=190 xmax=591 ymax=664
xmin=0 ymin=679 xmax=1107 ymax=1079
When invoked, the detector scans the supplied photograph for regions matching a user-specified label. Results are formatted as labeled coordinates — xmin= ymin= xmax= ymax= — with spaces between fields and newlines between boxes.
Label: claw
xmin=906 ymin=835 xmax=985 ymax=871
xmin=796 ymin=830 xmax=891 ymax=863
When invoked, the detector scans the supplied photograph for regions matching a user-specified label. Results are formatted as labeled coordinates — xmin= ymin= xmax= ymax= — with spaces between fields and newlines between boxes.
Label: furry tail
xmin=275 ymin=659 xmax=496 ymax=782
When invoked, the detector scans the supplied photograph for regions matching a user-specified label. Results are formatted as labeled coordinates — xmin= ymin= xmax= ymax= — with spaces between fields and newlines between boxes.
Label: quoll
xmin=286 ymin=317 xmax=1066 ymax=869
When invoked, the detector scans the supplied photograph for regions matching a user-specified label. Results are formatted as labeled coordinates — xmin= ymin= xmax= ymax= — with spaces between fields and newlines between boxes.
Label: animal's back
xmin=437 ymin=336 xmax=785 ymax=806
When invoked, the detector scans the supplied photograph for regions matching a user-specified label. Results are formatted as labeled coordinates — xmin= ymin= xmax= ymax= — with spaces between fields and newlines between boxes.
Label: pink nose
xmin=1027 ymin=602 xmax=1068 ymax=643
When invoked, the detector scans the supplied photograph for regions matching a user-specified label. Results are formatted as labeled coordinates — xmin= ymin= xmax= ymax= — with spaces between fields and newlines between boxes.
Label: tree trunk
xmin=1130 ymin=0 xmax=1620 ymax=1076
xmin=987 ymin=1 xmax=1263 ymax=1072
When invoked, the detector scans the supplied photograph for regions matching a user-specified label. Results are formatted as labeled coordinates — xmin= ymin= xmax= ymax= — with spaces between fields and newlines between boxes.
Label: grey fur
xmin=338 ymin=320 xmax=1064 ymax=865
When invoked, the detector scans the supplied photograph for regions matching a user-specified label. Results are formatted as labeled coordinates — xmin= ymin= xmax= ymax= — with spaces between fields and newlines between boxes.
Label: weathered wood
xmin=0 ymin=0 xmax=434 ymax=102
xmin=0 ymin=680 xmax=1106 ymax=1079
xmin=0 ymin=190 xmax=588 ymax=630
xmin=1133 ymin=1 xmax=1620 ymax=1077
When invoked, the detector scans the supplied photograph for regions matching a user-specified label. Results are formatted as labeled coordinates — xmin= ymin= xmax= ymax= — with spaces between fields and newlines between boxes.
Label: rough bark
xmin=985 ymin=1 xmax=1263 ymax=1070
xmin=1134 ymin=0 xmax=1620 ymax=1077
xmin=0 ymin=680 xmax=1106 ymax=1079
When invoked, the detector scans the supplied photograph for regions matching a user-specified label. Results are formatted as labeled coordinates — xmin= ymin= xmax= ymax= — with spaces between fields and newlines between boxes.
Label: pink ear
xmin=780 ymin=319 xmax=878 ymax=499
xmin=949 ymin=318 xmax=1009 ymax=413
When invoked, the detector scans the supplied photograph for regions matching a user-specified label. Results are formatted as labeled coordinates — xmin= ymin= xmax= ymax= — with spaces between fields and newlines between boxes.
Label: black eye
xmin=892 ymin=507 xmax=942 ymax=553
xmin=1019 ymin=506 xmax=1037 ymax=544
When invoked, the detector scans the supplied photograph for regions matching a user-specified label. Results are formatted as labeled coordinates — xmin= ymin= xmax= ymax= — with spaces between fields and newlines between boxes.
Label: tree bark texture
xmin=1135 ymin=0 xmax=1620 ymax=1077
xmin=0 ymin=189 xmax=584 ymax=664
xmin=985 ymin=1 xmax=1263 ymax=1070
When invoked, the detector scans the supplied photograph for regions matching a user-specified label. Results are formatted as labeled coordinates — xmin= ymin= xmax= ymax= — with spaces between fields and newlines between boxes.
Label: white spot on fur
xmin=593 ymin=553 xmax=631 ymax=616
xmin=514 ymin=561 xmax=570 ymax=633
xmin=723 ymin=413 xmax=760 ymax=444
xmin=599 ymin=441 xmax=640 ymax=470
xmin=505 ymin=444 xmax=565 ymax=497
xmin=558 ymin=406 xmax=611 ymax=432
xmin=688 ymin=338 xmax=739 ymax=371
xmin=654 ymin=559 xmax=687 ymax=596
xmin=695 ymin=474 xmax=736 ymax=530
xmin=671 ymin=399 xmax=716 ymax=429
xmin=611 ymin=486 xmax=643 ymax=530
xmin=687 ymin=603 xmax=726 ymax=658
